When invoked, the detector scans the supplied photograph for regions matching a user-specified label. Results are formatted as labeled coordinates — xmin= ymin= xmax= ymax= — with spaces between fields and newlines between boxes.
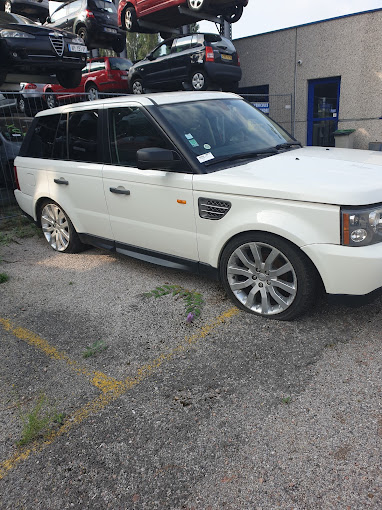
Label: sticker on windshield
xmin=185 ymin=133 xmax=193 ymax=140
xmin=197 ymin=152 xmax=214 ymax=163
xmin=204 ymin=144 xmax=211 ymax=150
xmin=189 ymin=139 xmax=199 ymax=148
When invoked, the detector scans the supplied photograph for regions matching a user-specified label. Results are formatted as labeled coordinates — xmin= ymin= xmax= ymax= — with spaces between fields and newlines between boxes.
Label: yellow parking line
xmin=0 ymin=318 xmax=123 ymax=393
xmin=0 ymin=307 xmax=240 ymax=480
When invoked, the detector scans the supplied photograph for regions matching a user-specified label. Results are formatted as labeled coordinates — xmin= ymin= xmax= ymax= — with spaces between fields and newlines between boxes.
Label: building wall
xmin=234 ymin=9 xmax=382 ymax=149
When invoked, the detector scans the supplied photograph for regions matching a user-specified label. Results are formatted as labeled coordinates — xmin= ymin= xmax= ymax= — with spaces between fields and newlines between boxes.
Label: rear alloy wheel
xmin=86 ymin=84 xmax=98 ymax=101
xmin=223 ymin=5 xmax=244 ymax=23
xmin=220 ymin=233 xmax=317 ymax=320
xmin=18 ymin=97 xmax=26 ymax=114
xmin=131 ymin=78 xmax=144 ymax=94
xmin=125 ymin=7 xmax=138 ymax=32
xmin=187 ymin=0 xmax=209 ymax=11
xmin=4 ymin=0 xmax=11 ymax=13
xmin=77 ymin=26 xmax=89 ymax=46
xmin=46 ymin=92 xmax=57 ymax=109
xmin=40 ymin=201 xmax=84 ymax=253
xmin=191 ymin=70 xmax=208 ymax=91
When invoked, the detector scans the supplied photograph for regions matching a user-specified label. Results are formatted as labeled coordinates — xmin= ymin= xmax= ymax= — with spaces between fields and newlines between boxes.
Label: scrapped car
xmin=119 ymin=0 xmax=248 ymax=32
xmin=128 ymin=33 xmax=241 ymax=93
xmin=0 ymin=12 xmax=87 ymax=88
xmin=2 ymin=0 xmax=49 ymax=23
xmin=44 ymin=56 xmax=132 ymax=108
xmin=46 ymin=0 xmax=126 ymax=53
xmin=13 ymin=92 xmax=382 ymax=320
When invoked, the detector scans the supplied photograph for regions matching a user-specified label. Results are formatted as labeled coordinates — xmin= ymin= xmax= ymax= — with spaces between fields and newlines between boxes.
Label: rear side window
xmin=89 ymin=60 xmax=106 ymax=72
xmin=68 ymin=110 xmax=99 ymax=163
xmin=109 ymin=57 xmax=132 ymax=71
xmin=174 ymin=36 xmax=192 ymax=53
xmin=108 ymin=107 xmax=171 ymax=167
xmin=25 ymin=114 xmax=60 ymax=158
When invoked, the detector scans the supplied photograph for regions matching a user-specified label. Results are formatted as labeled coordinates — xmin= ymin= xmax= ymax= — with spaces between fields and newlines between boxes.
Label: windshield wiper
xmin=274 ymin=141 xmax=302 ymax=150
xmin=204 ymin=148 xmax=278 ymax=167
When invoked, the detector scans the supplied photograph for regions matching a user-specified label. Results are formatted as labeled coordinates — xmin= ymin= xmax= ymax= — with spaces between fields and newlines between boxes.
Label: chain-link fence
xmin=0 ymin=90 xmax=294 ymax=221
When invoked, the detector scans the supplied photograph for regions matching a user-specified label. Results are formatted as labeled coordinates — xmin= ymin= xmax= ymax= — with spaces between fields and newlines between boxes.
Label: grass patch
xmin=17 ymin=394 xmax=65 ymax=447
xmin=0 ymin=216 xmax=40 ymax=246
xmin=0 ymin=272 xmax=9 ymax=283
xmin=282 ymin=396 xmax=292 ymax=404
xmin=145 ymin=284 xmax=205 ymax=322
xmin=82 ymin=340 xmax=108 ymax=358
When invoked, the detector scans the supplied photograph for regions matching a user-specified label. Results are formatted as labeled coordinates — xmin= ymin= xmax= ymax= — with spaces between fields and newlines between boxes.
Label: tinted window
xmin=174 ymin=36 xmax=192 ymax=53
xmin=109 ymin=57 xmax=132 ymax=71
xmin=51 ymin=114 xmax=68 ymax=160
xmin=108 ymin=107 xmax=170 ymax=167
xmin=191 ymin=34 xmax=203 ymax=47
xmin=67 ymin=0 xmax=82 ymax=15
xmin=68 ymin=110 xmax=99 ymax=163
xmin=50 ymin=5 xmax=68 ymax=22
xmin=90 ymin=60 xmax=106 ymax=72
xmin=152 ymin=41 xmax=172 ymax=59
xmin=26 ymin=115 xmax=60 ymax=158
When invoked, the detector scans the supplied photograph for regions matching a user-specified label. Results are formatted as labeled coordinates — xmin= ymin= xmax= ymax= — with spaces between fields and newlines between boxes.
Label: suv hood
xmin=193 ymin=147 xmax=382 ymax=206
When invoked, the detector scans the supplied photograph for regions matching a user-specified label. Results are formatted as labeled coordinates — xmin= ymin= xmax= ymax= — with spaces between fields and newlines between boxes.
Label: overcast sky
xmin=199 ymin=0 xmax=382 ymax=38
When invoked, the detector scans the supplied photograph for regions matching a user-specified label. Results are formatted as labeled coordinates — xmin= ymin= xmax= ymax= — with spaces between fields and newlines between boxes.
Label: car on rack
xmin=0 ymin=12 xmax=87 ymax=89
xmin=13 ymin=91 xmax=382 ymax=320
xmin=128 ymin=33 xmax=241 ymax=93
xmin=44 ymin=56 xmax=132 ymax=108
xmin=118 ymin=0 xmax=248 ymax=32
xmin=46 ymin=0 xmax=126 ymax=53
xmin=1 ymin=0 xmax=49 ymax=23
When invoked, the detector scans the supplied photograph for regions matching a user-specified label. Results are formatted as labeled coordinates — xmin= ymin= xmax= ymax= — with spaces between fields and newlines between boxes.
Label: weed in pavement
xmin=0 ymin=216 xmax=40 ymax=246
xmin=83 ymin=340 xmax=108 ymax=358
xmin=0 ymin=272 xmax=9 ymax=283
xmin=145 ymin=284 xmax=205 ymax=322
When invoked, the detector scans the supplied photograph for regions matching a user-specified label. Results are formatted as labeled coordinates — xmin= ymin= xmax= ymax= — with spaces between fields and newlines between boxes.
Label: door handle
xmin=54 ymin=178 xmax=69 ymax=185
xmin=109 ymin=187 xmax=130 ymax=195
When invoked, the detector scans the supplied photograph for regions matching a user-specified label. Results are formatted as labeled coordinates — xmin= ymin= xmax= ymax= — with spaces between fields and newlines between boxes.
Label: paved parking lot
xmin=0 ymin=233 xmax=381 ymax=509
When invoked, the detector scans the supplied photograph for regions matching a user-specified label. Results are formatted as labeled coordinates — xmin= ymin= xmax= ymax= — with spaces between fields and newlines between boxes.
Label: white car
xmin=13 ymin=92 xmax=382 ymax=320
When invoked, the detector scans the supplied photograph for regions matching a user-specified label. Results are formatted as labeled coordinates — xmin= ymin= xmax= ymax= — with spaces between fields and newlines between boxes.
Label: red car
xmin=118 ymin=0 xmax=248 ymax=33
xmin=44 ymin=56 xmax=132 ymax=108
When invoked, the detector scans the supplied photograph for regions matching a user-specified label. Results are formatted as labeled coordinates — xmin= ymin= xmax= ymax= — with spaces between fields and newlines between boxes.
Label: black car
xmin=0 ymin=12 xmax=87 ymax=88
xmin=46 ymin=0 xmax=126 ymax=53
xmin=128 ymin=33 xmax=241 ymax=94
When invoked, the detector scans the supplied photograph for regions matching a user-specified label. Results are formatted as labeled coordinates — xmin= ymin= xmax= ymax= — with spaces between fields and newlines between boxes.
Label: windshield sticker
xmin=203 ymin=144 xmax=211 ymax=150
xmin=197 ymin=152 xmax=214 ymax=163
xmin=185 ymin=133 xmax=193 ymax=140
xmin=189 ymin=139 xmax=199 ymax=148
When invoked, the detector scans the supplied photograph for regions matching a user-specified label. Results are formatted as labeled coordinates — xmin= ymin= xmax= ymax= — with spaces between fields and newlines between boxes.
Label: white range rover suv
xmin=13 ymin=92 xmax=382 ymax=320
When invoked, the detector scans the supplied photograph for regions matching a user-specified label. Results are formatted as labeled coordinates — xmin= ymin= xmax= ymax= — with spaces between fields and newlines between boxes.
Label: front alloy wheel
xmin=40 ymin=201 xmax=84 ymax=253
xmin=125 ymin=7 xmax=138 ymax=32
xmin=220 ymin=233 xmax=317 ymax=320
xmin=132 ymin=79 xmax=144 ymax=94
xmin=191 ymin=71 xmax=207 ymax=91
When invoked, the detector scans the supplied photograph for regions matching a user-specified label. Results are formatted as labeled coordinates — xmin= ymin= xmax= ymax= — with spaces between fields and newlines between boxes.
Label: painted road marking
xmin=0 ymin=307 xmax=240 ymax=480
xmin=0 ymin=318 xmax=123 ymax=393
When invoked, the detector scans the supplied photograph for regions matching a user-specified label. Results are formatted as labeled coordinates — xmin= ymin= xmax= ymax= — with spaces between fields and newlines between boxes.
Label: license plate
xmin=104 ymin=27 xmax=117 ymax=34
xmin=121 ymin=76 xmax=128 ymax=80
xmin=69 ymin=44 xmax=87 ymax=53
xmin=221 ymin=54 xmax=233 ymax=61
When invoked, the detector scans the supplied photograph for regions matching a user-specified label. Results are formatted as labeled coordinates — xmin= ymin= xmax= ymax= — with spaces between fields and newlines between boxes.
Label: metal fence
xmin=0 ymin=90 xmax=293 ymax=221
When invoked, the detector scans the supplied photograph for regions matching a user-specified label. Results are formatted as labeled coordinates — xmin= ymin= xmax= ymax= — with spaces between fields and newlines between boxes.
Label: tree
xmin=125 ymin=33 xmax=159 ymax=62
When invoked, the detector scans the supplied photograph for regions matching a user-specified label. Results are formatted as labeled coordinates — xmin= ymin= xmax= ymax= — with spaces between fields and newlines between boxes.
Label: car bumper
xmin=204 ymin=62 xmax=242 ymax=83
xmin=302 ymin=243 xmax=382 ymax=295
xmin=84 ymin=19 xmax=125 ymax=47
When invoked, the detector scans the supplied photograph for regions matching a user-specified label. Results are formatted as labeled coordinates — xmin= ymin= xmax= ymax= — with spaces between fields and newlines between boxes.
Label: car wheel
xmin=46 ymin=92 xmax=58 ymax=109
xmin=220 ymin=232 xmax=318 ymax=320
xmin=18 ymin=97 xmax=26 ymax=114
xmin=86 ymin=84 xmax=98 ymax=101
xmin=112 ymin=37 xmax=126 ymax=54
xmin=131 ymin=78 xmax=144 ymax=94
xmin=187 ymin=0 xmax=209 ymax=11
xmin=77 ymin=26 xmax=89 ymax=46
xmin=4 ymin=0 xmax=11 ymax=13
xmin=125 ymin=7 xmax=138 ymax=32
xmin=223 ymin=5 xmax=244 ymax=23
xmin=191 ymin=70 xmax=208 ymax=91
xmin=40 ymin=201 xmax=84 ymax=254
xmin=56 ymin=69 xmax=82 ymax=89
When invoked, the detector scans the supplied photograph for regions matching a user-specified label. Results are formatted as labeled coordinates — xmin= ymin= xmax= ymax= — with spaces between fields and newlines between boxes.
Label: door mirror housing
xmin=45 ymin=16 xmax=51 ymax=23
xmin=137 ymin=148 xmax=184 ymax=171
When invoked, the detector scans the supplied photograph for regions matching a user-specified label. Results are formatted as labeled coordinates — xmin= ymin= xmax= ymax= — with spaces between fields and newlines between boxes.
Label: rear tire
xmin=39 ymin=200 xmax=84 ymax=254
xmin=86 ymin=83 xmax=98 ymax=101
xmin=223 ymin=5 xmax=244 ymax=23
xmin=45 ymin=91 xmax=58 ymax=109
xmin=124 ymin=7 xmax=138 ymax=32
xmin=187 ymin=0 xmax=209 ymax=11
xmin=56 ymin=70 xmax=82 ymax=89
xmin=190 ymin=69 xmax=208 ymax=91
xmin=4 ymin=0 xmax=11 ymax=13
xmin=76 ymin=26 xmax=89 ymax=47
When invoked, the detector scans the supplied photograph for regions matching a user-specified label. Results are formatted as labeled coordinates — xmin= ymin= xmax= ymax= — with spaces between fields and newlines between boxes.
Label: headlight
xmin=0 ymin=29 xmax=35 ymax=39
xmin=341 ymin=205 xmax=382 ymax=246
xmin=71 ymin=36 xmax=85 ymax=45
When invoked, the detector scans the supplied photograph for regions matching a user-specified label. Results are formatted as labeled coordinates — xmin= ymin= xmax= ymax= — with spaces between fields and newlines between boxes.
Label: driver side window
xmin=152 ymin=41 xmax=173 ymax=59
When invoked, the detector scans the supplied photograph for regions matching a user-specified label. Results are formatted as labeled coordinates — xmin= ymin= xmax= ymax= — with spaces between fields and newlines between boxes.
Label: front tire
xmin=220 ymin=233 xmax=317 ymax=320
xmin=131 ymin=77 xmax=144 ymax=94
xmin=45 ymin=91 xmax=58 ymax=109
xmin=4 ymin=0 xmax=11 ymax=13
xmin=39 ymin=201 xmax=84 ymax=253
xmin=191 ymin=70 xmax=208 ymax=91
xmin=56 ymin=69 xmax=82 ymax=89
xmin=86 ymin=83 xmax=98 ymax=101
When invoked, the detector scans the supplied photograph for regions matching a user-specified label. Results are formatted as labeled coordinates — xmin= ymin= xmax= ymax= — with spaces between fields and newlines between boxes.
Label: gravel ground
xmin=0 ymin=234 xmax=381 ymax=509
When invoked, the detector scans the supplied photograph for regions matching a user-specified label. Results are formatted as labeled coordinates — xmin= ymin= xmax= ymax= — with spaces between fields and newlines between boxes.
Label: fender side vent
xmin=198 ymin=198 xmax=231 ymax=220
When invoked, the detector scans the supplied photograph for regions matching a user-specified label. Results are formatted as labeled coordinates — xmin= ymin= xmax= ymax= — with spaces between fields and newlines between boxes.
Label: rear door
xmin=168 ymin=35 xmax=194 ymax=84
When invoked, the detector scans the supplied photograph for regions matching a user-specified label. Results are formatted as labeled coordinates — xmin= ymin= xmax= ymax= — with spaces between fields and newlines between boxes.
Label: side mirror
xmin=45 ymin=16 xmax=51 ymax=23
xmin=147 ymin=53 xmax=155 ymax=61
xmin=137 ymin=148 xmax=184 ymax=171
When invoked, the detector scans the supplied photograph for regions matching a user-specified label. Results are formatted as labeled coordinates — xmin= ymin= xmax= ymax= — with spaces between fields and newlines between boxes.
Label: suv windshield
xmin=109 ymin=57 xmax=132 ymax=71
xmin=159 ymin=99 xmax=295 ymax=169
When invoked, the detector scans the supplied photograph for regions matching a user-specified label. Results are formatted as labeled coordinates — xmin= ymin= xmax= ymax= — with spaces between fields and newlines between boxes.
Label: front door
xmin=307 ymin=77 xmax=341 ymax=146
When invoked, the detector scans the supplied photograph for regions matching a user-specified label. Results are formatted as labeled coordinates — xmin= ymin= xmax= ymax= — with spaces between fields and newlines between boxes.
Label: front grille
xmin=198 ymin=198 xmax=231 ymax=220
xmin=49 ymin=34 xmax=64 ymax=57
